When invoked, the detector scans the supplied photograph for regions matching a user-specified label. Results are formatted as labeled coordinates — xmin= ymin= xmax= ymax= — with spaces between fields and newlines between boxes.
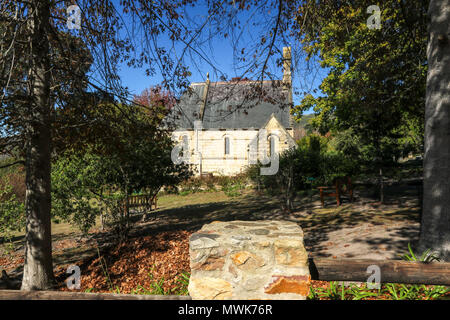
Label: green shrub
xmin=0 ymin=176 xmax=25 ymax=246
xmin=400 ymin=242 xmax=440 ymax=263
xmin=176 ymin=173 xmax=249 ymax=196
xmin=179 ymin=178 xmax=202 ymax=193
xmin=246 ymin=134 xmax=358 ymax=211
xmin=179 ymin=190 xmax=190 ymax=196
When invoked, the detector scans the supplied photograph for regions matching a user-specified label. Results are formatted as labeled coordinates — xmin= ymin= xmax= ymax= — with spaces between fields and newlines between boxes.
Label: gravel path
xmin=304 ymin=221 xmax=420 ymax=260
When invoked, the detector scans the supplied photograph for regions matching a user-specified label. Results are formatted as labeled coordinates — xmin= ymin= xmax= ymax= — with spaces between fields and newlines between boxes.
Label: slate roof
xmin=166 ymin=80 xmax=292 ymax=130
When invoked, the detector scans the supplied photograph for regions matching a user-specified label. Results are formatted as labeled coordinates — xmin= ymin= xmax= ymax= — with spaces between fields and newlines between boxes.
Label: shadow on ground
xmin=127 ymin=183 xmax=421 ymax=260
xmin=1 ymin=183 xmax=422 ymax=284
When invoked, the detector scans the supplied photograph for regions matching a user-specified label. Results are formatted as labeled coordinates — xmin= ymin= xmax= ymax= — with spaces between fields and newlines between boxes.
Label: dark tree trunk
xmin=286 ymin=163 xmax=294 ymax=212
xmin=379 ymin=167 xmax=384 ymax=204
xmin=419 ymin=0 xmax=450 ymax=261
xmin=21 ymin=0 xmax=55 ymax=290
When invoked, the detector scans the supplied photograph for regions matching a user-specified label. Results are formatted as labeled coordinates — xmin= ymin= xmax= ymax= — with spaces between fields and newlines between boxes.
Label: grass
xmin=308 ymin=281 xmax=449 ymax=300
xmin=156 ymin=190 xmax=232 ymax=209
xmin=1 ymin=184 xmax=420 ymax=258
xmin=400 ymin=242 xmax=440 ymax=263
xmin=309 ymin=243 xmax=449 ymax=300
xmin=0 ymin=189 xmax=244 ymax=257
xmin=130 ymin=269 xmax=190 ymax=296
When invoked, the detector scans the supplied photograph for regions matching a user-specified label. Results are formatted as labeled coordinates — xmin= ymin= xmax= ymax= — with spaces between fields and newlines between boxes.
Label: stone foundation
xmin=188 ymin=220 xmax=310 ymax=300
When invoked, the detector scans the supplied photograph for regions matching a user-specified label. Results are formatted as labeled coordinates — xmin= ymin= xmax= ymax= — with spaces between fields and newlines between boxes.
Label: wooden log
xmin=0 ymin=289 xmax=191 ymax=300
xmin=309 ymin=258 xmax=450 ymax=286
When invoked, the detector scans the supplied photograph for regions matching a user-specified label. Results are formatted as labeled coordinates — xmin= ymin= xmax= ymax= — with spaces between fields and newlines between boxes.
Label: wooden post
xmin=0 ymin=290 xmax=191 ymax=300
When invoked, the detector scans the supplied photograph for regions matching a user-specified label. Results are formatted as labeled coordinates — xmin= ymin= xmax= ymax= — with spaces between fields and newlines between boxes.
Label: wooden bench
xmin=126 ymin=194 xmax=157 ymax=211
xmin=317 ymin=176 xmax=353 ymax=207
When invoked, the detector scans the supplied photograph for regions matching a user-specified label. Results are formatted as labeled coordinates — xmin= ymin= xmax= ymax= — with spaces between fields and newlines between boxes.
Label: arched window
xmin=224 ymin=137 xmax=230 ymax=155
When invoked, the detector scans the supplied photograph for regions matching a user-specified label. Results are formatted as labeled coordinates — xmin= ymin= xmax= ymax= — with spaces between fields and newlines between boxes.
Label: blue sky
xmin=111 ymin=1 xmax=326 ymax=114
xmin=118 ymin=45 xmax=325 ymax=116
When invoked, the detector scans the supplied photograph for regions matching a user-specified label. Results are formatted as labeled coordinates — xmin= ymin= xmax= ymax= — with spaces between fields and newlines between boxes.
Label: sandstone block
xmin=264 ymin=275 xmax=311 ymax=296
xmin=274 ymin=239 xmax=308 ymax=266
xmin=191 ymin=257 xmax=225 ymax=271
xmin=188 ymin=220 xmax=310 ymax=300
xmin=231 ymin=251 xmax=265 ymax=270
xmin=188 ymin=277 xmax=232 ymax=300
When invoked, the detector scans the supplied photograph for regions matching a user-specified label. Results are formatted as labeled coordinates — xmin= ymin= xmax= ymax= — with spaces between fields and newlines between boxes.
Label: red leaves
xmin=56 ymin=230 xmax=192 ymax=294
xmin=133 ymin=86 xmax=176 ymax=112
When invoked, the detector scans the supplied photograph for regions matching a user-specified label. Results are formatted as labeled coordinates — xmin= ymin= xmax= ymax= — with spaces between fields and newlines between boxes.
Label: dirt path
xmin=132 ymin=187 xmax=421 ymax=260
xmin=304 ymin=221 xmax=420 ymax=259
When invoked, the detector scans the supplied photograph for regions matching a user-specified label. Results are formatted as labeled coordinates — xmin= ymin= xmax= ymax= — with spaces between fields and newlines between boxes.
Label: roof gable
xmin=168 ymin=80 xmax=292 ymax=129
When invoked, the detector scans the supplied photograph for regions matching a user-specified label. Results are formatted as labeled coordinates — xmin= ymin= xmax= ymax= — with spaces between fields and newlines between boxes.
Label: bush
xmin=51 ymin=153 xmax=102 ymax=235
xmin=180 ymin=178 xmax=202 ymax=193
xmin=247 ymin=134 xmax=358 ymax=211
xmin=0 ymin=160 xmax=26 ymax=204
xmin=0 ymin=176 xmax=25 ymax=245
xmin=176 ymin=173 xmax=250 ymax=196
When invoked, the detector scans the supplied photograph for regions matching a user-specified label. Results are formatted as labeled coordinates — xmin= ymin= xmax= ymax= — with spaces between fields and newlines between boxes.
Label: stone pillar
xmin=188 ymin=220 xmax=310 ymax=300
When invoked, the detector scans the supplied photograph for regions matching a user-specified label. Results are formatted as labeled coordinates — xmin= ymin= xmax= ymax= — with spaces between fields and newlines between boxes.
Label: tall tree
xmin=52 ymin=100 xmax=192 ymax=239
xmin=291 ymin=0 xmax=428 ymax=202
xmin=1 ymin=0 xmax=287 ymax=290
xmin=1 ymin=1 xmax=94 ymax=289
xmin=0 ymin=0 xmax=205 ymax=290
xmin=419 ymin=0 xmax=450 ymax=261
xmin=21 ymin=0 xmax=54 ymax=291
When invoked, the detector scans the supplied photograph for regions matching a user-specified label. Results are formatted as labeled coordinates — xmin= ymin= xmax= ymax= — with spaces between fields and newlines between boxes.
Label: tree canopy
xmin=293 ymin=0 xmax=427 ymax=155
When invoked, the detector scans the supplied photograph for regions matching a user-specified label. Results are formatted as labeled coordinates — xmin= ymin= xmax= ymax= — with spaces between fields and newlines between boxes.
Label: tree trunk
xmin=286 ymin=163 xmax=294 ymax=212
xmin=419 ymin=0 xmax=450 ymax=261
xmin=379 ymin=167 xmax=384 ymax=204
xmin=21 ymin=0 xmax=55 ymax=290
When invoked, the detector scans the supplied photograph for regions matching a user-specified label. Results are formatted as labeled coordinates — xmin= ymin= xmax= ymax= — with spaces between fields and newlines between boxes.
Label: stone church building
xmin=169 ymin=47 xmax=296 ymax=176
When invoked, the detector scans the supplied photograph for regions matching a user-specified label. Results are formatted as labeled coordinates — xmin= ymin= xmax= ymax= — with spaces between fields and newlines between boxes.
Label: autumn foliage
xmin=133 ymin=86 xmax=176 ymax=117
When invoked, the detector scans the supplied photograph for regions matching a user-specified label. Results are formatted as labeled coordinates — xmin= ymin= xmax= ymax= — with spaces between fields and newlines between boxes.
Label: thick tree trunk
xmin=21 ymin=0 xmax=55 ymax=290
xmin=379 ymin=167 xmax=384 ymax=204
xmin=419 ymin=0 xmax=450 ymax=261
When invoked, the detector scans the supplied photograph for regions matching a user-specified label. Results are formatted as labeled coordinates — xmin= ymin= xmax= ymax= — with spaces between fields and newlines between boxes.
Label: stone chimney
xmin=282 ymin=47 xmax=292 ymax=86
xmin=282 ymin=47 xmax=293 ymax=128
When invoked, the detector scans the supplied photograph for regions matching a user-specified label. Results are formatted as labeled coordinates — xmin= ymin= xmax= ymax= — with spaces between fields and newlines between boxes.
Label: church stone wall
xmin=172 ymin=123 xmax=294 ymax=176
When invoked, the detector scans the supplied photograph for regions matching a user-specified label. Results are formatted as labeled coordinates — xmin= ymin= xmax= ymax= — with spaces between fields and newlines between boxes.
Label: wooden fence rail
xmin=0 ymin=290 xmax=190 ymax=300
xmin=309 ymin=258 xmax=450 ymax=286
xmin=1 ymin=259 xmax=449 ymax=299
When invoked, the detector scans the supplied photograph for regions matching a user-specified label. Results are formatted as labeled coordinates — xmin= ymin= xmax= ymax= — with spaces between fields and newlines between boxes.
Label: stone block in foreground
xmin=188 ymin=220 xmax=310 ymax=300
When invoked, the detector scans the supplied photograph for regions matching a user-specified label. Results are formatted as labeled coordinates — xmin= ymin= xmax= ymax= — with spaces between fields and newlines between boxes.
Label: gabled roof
xmin=166 ymin=79 xmax=292 ymax=130
xmin=262 ymin=114 xmax=297 ymax=147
